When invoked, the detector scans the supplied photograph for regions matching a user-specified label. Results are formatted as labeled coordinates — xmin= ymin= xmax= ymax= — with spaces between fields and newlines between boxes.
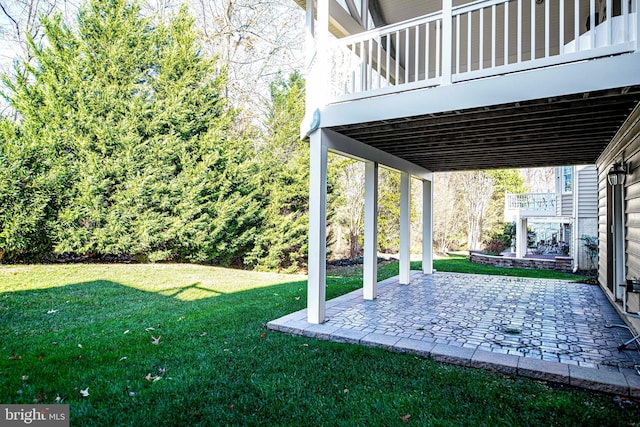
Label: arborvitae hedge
xmin=1 ymin=0 xmax=299 ymax=267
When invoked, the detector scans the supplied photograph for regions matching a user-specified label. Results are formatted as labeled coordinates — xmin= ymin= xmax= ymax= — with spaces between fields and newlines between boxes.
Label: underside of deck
xmin=329 ymin=85 xmax=640 ymax=171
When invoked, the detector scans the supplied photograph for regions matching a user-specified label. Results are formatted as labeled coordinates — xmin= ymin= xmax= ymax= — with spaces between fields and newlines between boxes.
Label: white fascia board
xmin=320 ymin=52 xmax=640 ymax=127
xmin=322 ymin=128 xmax=433 ymax=180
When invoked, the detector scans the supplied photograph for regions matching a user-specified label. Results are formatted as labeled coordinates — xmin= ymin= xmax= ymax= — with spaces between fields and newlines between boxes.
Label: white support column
xmin=516 ymin=216 xmax=528 ymax=259
xmin=363 ymin=161 xmax=379 ymax=300
xmin=399 ymin=171 xmax=411 ymax=284
xmin=307 ymin=130 xmax=328 ymax=324
xmin=422 ymin=179 xmax=433 ymax=275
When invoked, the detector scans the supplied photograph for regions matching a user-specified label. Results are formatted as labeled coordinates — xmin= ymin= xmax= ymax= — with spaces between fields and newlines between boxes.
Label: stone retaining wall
xmin=469 ymin=251 xmax=573 ymax=273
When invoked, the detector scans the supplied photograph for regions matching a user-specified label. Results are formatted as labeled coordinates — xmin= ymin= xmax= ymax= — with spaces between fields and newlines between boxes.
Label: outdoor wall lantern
xmin=607 ymin=161 xmax=630 ymax=186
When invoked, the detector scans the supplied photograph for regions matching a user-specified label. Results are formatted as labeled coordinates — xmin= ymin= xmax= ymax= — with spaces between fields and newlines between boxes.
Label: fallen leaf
xmin=145 ymin=373 xmax=156 ymax=381
xmin=124 ymin=330 xmax=130 ymax=335
xmin=77 ymin=344 xmax=83 ymax=349
xmin=54 ymin=396 xmax=64 ymax=403
xmin=151 ymin=336 xmax=161 ymax=345
xmin=21 ymin=375 xmax=28 ymax=381
xmin=295 ymin=296 xmax=301 ymax=301
xmin=80 ymin=387 xmax=89 ymax=397
xmin=343 ymin=388 xmax=349 ymax=393
xmin=9 ymin=353 xmax=21 ymax=360
xmin=119 ymin=357 xmax=127 ymax=362
xmin=178 ymin=316 xmax=184 ymax=321
xmin=260 ymin=332 xmax=266 ymax=339
xmin=200 ymin=332 xmax=207 ymax=337
xmin=145 ymin=327 xmax=155 ymax=332
xmin=158 ymin=367 xmax=166 ymax=375
xmin=228 ymin=405 xmax=234 ymax=410
xmin=400 ymin=414 xmax=411 ymax=423
xmin=47 ymin=309 xmax=58 ymax=314
xmin=37 ymin=355 xmax=44 ymax=360
xmin=128 ymin=391 xmax=136 ymax=397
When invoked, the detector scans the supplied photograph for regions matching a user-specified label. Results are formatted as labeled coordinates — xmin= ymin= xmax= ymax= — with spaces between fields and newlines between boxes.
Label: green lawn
xmin=0 ymin=261 xmax=636 ymax=426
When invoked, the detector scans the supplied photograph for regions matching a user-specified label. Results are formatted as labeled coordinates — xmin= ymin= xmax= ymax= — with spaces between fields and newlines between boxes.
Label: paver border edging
xmin=267 ymin=320 xmax=640 ymax=397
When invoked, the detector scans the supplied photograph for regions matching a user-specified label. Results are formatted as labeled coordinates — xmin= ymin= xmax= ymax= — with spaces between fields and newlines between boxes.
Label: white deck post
xmin=636 ymin=0 xmax=640 ymax=52
xmin=305 ymin=0 xmax=331 ymax=110
xmin=441 ymin=0 xmax=453 ymax=85
xmin=516 ymin=216 xmax=528 ymax=258
xmin=363 ymin=161 xmax=379 ymax=300
xmin=400 ymin=171 xmax=411 ymax=284
xmin=305 ymin=0 xmax=314 ymax=69
xmin=422 ymin=179 xmax=433 ymax=275
xmin=307 ymin=130 xmax=328 ymax=324
xmin=305 ymin=0 xmax=317 ymax=116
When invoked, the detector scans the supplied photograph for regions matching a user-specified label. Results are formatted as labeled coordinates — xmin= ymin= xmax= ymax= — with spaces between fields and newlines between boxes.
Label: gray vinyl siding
xmin=597 ymin=171 xmax=608 ymax=288
xmin=560 ymin=194 xmax=573 ymax=217
xmin=577 ymin=166 xmax=598 ymax=218
xmin=597 ymin=103 xmax=640 ymax=298
xmin=575 ymin=165 xmax=598 ymax=270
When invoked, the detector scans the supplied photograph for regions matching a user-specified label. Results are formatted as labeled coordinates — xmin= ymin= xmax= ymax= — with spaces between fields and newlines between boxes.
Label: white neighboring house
xmin=505 ymin=165 xmax=598 ymax=271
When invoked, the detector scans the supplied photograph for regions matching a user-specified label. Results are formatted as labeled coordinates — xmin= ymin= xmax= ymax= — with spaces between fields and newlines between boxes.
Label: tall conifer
xmin=248 ymin=72 xmax=309 ymax=271
xmin=1 ymin=0 xmax=260 ymax=264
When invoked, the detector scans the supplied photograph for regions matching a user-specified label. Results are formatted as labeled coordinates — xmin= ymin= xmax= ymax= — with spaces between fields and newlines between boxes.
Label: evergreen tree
xmin=0 ymin=118 xmax=68 ymax=260
xmin=485 ymin=168 xmax=526 ymax=238
xmin=248 ymin=71 xmax=309 ymax=271
xmin=2 ymin=0 xmax=261 ymax=264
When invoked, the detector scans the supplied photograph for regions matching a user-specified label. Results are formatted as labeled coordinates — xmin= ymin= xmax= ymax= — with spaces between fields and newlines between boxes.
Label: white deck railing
xmin=505 ymin=192 xmax=557 ymax=220
xmin=506 ymin=193 xmax=556 ymax=210
xmin=330 ymin=12 xmax=444 ymax=98
xmin=328 ymin=0 xmax=638 ymax=101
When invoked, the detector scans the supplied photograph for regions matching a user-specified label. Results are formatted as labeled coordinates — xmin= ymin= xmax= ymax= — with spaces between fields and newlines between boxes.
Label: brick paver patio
xmin=269 ymin=272 xmax=640 ymax=396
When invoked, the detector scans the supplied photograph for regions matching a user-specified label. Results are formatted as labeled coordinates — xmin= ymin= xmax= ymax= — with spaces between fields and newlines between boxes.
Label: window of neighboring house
xmin=563 ymin=166 xmax=573 ymax=193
